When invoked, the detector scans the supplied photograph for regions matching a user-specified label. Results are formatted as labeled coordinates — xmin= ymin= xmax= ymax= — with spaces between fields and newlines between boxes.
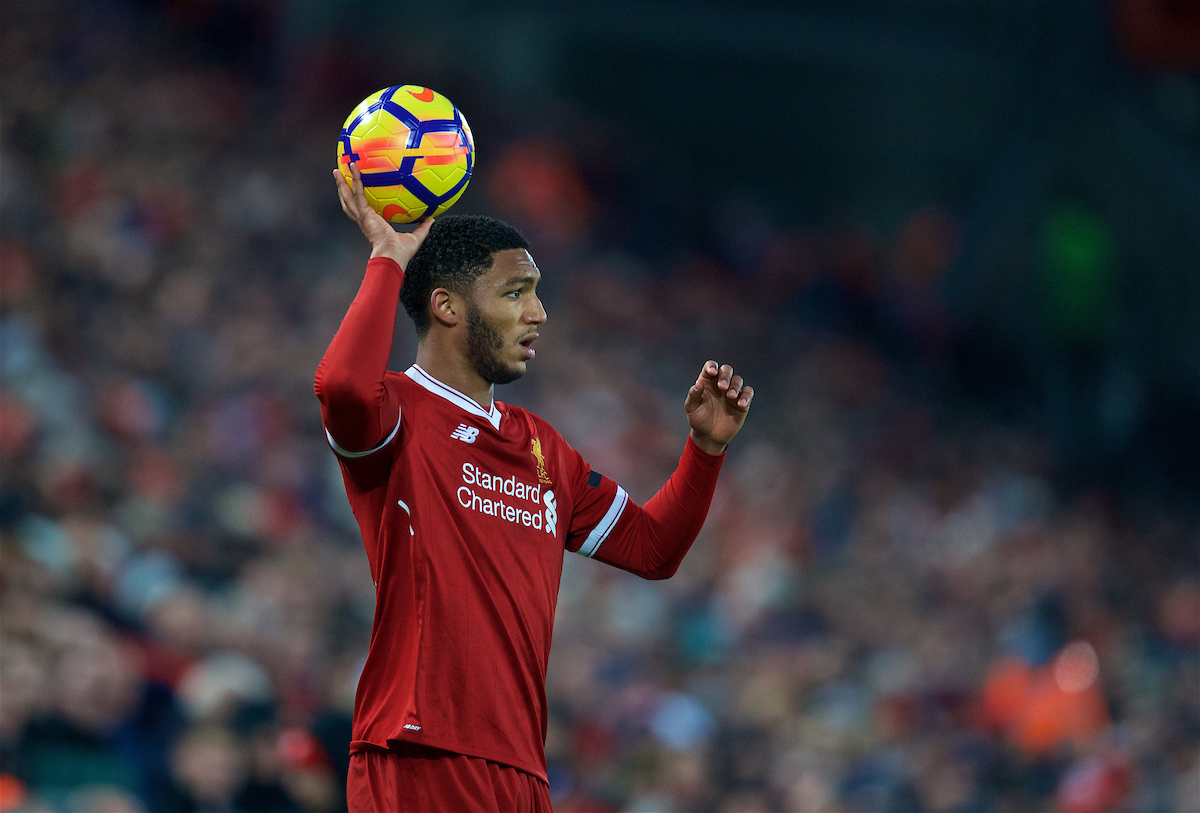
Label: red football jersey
xmin=327 ymin=364 xmax=628 ymax=780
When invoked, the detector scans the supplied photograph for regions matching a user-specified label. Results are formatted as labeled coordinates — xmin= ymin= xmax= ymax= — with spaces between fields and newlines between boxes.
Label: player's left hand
xmin=684 ymin=361 xmax=753 ymax=455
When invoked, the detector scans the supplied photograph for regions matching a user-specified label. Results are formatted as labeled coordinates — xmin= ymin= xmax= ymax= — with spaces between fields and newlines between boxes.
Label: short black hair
xmin=399 ymin=215 xmax=530 ymax=336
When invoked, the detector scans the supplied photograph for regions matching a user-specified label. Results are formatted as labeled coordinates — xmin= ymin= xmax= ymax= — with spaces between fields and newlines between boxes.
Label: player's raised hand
xmin=684 ymin=361 xmax=753 ymax=455
xmin=333 ymin=162 xmax=432 ymax=268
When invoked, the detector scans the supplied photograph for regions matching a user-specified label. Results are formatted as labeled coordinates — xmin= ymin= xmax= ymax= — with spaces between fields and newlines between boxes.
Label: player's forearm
xmin=314 ymin=257 xmax=404 ymax=449
xmin=596 ymin=436 xmax=724 ymax=580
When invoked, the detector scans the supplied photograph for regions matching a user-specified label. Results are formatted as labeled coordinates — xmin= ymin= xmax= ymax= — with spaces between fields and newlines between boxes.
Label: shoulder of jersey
xmin=388 ymin=369 xmax=432 ymax=401
xmin=387 ymin=369 xmax=414 ymax=387
xmin=380 ymin=371 xmax=410 ymax=401
xmin=497 ymin=401 xmax=555 ymax=433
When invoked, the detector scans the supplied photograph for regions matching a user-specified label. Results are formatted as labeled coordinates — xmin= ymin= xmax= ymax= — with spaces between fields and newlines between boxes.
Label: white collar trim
xmin=405 ymin=364 xmax=502 ymax=430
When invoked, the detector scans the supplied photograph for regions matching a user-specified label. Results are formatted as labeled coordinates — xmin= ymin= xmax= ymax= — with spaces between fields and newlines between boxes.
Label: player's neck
xmin=415 ymin=343 xmax=494 ymax=411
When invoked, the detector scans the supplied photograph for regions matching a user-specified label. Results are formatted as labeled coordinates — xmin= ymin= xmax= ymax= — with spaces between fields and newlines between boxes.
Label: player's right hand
xmin=333 ymin=162 xmax=432 ymax=268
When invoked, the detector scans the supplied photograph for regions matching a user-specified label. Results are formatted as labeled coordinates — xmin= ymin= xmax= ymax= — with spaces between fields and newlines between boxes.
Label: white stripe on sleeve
xmin=324 ymin=408 xmax=402 ymax=458
xmin=576 ymin=486 xmax=628 ymax=558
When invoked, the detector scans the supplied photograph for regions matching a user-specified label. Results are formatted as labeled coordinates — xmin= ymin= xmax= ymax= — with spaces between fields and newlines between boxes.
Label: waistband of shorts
xmin=349 ymin=739 xmax=548 ymax=785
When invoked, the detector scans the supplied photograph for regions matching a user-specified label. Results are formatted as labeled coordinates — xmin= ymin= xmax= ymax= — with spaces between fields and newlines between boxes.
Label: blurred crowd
xmin=1 ymin=3 xmax=1197 ymax=813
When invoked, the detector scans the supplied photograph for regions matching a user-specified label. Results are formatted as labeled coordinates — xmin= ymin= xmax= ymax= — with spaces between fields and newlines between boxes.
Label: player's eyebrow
xmin=501 ymin=274 xmax=539 ymax=287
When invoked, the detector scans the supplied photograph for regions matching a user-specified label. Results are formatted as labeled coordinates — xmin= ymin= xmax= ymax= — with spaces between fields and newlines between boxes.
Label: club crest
xmin=530 ymin=437 xmax=553 ymax=485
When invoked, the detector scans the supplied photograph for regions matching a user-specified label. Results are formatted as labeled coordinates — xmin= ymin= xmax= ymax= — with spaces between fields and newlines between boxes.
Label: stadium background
xmin=1 ymin=1 xmax=1198 ymax=811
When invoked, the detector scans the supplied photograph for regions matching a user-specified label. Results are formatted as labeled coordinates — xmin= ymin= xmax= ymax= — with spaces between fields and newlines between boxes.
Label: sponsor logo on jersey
xmin=403 ymin=723 xmax=421 ymax=731
xmin=530 ymin=437 xmax=553 ymax=484
xmin=543 ymin=490 xmax=557 ymax=537
xmin=450 ymin=424 xmax=479 ymax=443
xmin=456 ymin=461 xmax=560 ymax=538
xmin=458 ymin=461 xmax=550 ymax=533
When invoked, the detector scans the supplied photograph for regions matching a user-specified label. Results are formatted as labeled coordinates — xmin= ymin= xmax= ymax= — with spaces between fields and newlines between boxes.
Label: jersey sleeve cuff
xmin=367 ymin=256 xmax=405 ymax=282
xmin=685 ymin=433 xmax=728 ymax=461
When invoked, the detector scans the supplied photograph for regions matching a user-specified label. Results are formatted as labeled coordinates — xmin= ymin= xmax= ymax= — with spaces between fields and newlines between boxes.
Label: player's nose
xmin=526 ymin=295 xmax=547 ymax=325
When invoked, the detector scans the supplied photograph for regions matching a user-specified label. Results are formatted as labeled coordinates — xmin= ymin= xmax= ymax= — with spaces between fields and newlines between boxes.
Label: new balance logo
xmin=403 ymin=724 xmax=421 ymax=731
xmin=450 ymin=424 xmax=479 ymax=443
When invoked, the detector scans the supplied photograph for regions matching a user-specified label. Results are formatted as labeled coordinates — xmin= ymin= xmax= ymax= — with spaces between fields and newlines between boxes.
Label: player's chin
xmin=490 ymin=359 xmax=527 ymax=386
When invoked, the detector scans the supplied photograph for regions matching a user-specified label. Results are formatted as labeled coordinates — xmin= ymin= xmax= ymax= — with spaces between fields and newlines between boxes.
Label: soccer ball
xmin=336 ymin=85 xmax=474 ymax=224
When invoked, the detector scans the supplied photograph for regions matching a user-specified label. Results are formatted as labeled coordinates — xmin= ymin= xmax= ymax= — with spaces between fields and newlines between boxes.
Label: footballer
xmin=316 ymin=163 xmax=753 ymax=812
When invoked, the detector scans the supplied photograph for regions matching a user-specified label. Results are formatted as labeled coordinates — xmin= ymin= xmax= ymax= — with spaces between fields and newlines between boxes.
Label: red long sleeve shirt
xmin=315 ymin=257 xmax=724 ymax=779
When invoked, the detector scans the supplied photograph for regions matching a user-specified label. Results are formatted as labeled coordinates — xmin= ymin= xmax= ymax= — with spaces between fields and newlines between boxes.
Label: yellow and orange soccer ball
xmin=336 ymin=85 xmax=474 ymax=224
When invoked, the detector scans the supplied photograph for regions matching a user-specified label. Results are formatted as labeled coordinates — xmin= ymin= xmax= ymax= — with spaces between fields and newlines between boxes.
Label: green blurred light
xmin=1042 ymin=202 xmax=1115 ymax=344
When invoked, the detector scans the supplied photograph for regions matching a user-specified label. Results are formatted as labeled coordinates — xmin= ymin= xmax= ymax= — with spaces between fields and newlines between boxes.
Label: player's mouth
xmin=517 ymin=333 xmax=538 ymax=360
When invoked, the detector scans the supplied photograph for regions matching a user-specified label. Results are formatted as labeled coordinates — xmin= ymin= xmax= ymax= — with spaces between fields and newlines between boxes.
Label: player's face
xmin=464 ymin=249 xmax=546 ymax=385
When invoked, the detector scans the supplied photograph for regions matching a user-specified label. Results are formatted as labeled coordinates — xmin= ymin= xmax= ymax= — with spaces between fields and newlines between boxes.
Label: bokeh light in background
xmin=1 ymin=1 xmax=1198 ymax=812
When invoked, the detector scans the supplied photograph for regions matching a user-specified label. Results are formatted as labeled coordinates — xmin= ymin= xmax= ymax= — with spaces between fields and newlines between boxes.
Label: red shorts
xmin=347 ymin=743 xmax=553 ymax=813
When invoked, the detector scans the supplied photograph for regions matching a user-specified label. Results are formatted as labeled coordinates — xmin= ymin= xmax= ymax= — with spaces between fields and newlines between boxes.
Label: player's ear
xmin=430 ymin=288 xmax=459 ymax=328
